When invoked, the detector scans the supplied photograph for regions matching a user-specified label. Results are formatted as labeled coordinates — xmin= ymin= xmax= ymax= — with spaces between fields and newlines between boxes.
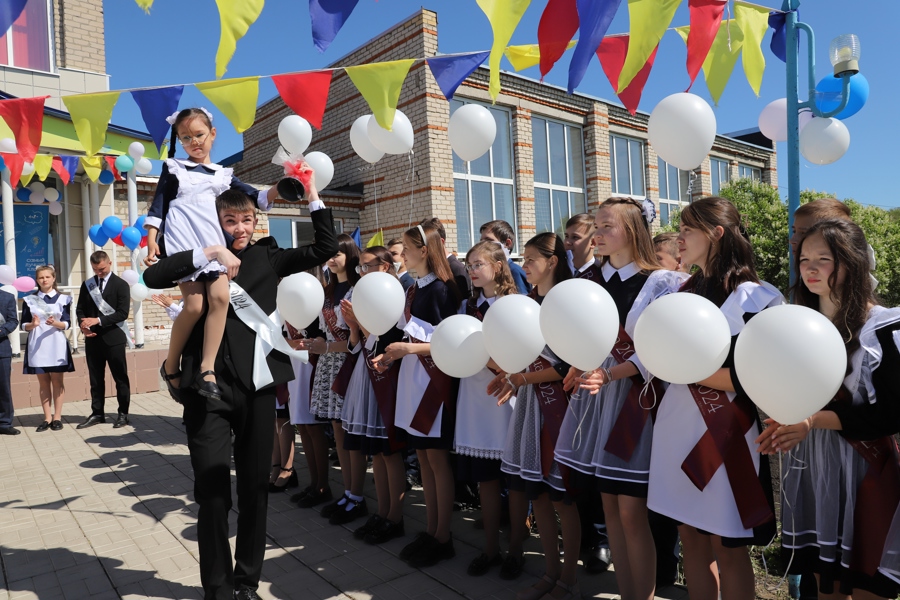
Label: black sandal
xmin=160 ymin=361 xmax=182 ymax=402
xmin=193 ymin=370 xmax=222 ymax=400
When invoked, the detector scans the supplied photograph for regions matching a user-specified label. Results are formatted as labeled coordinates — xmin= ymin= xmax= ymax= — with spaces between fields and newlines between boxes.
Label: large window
xmin=710 ymin=158 xmax=731 ymax=195
xmin=658 ymin=157 xmax=691 ymax=226
xmin=0 ymin=0 xmax=53 ymax=72
xmin=610 ymin=135 xmax=645 ymax=197
xmin=268 ymin=216 xmax=342 ymax=249
xmin=738 ymin=164 xmax=762 ymax=182
xmin=532 ymin=117 xmax=586 ymax=236
xmin=452 ymin=99 xmax=515 ymax=254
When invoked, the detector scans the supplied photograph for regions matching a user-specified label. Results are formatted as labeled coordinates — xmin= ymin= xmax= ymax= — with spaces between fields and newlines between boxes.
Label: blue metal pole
xmin=784 ymin=0 xmax=801 ymax=287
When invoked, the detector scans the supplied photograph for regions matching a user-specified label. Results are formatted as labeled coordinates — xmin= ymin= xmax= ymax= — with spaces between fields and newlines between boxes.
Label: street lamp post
xmin=783 ymin=0 xmax=859 ymax=284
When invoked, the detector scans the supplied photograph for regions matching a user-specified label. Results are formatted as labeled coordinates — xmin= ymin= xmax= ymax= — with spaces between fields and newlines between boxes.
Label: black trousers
xmin=0 ymin=356 xmax=12 ymax=428
xmin=183 ymin=373 xmax=275 ymax=600
xmin=85 ymin=339 xmax=130 ymax=416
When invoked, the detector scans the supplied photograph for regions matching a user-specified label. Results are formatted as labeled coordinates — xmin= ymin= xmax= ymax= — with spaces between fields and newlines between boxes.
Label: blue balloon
xmin=115 ymin=154 xmax=134 ymax=173
xmin=815 ymin=73 xmax=869 ymax=120
xmin=121 ymin=226 xmax=142 ymax=250
xmin=16 ymin=188 xmax=31 ymax=202
xmin=101 ymin=215 xmax=123 ymax=238
xmin=98 ymin=170 xmax=115 ymax=185
xmin=0 ymin=156 xmax=5 ymax=171
xmin=89 ymin=224 xmax=109 ymax=246
xmin=134 ymin=215 xmax=147 ymax=235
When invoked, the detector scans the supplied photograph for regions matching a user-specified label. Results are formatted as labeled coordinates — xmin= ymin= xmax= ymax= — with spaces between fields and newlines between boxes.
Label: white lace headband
xmin=416 ymin=224 xmax=427 ymax=245
xmin=165 ymin=107 xmax=214 ymax=126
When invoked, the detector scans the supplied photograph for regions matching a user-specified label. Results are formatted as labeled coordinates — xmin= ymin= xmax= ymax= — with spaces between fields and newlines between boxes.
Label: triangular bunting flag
xmin=0 ymin=96 xmax=48 ymax=163
xmin=59 ymin=156 xmax=80 ymax=184
xmin=214 ymin=0 xmax=265 ymax=79
xmin=104 ymin=156 xmax=123 ymax=180
xmin=309 ymin=0 xmax=361 ymax=53
xmin=350 ymin=226 xmax=361 ymax=247
xmin=568 ymin=0 xmax=623 ymax=93
xmin=131 ymin=86 xmax=184 ymax=153
xmin=0 ymin=1 xmax=28 ymax=39
xmin=426 ymin=52 xmax=489 ymax=100
xmin=33 ymin=154 xmax=53 ymax=181
xmin=20 ymin=169 xmax=34 ymax=187
xmin=134 ymin=0 xmax=153 ymax=12
xmin=0 ymin=153 xmax=24 ymax=187
xmin=476 ymin=0 xmax=533 ymax=101
xmin=80 ymin=156 xmax=104 ymax=183
xmin=768 ymin=11 xmax=789 ymax=63
xmin=677 ymin=21 xmax=744 ymax=105
xmin=734 ymin=1 xmax=771 ymax=96
xmin=271 ymin=71 xmax=333 ymax=130
xmin=618 ymin=0 xmax=681 ymax=93
xmin=597 ymin=35 xmax=658 ymax=115
xmin=685 ymin=0 xmax=726 ymax=89
xmin=505 ymin=41 xmax=576 ymax=72
xmin=345 ymin=60 xmax=415 ymax=130
xmin=538 ymin=0 xmax=580 ymax=78
xmin=62 ymin=91 xmax=121 ymax=156
xmin=195 ymin=77 xmax=261 ymax=133
xmin=51 ymin=156 xmax=71 ymax=185
xmin=367 ymin=230 xmax=384 ymax=248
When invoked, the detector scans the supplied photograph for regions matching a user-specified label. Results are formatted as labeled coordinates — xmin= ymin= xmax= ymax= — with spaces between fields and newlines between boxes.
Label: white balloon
xmin=367 ymin=110 xmax=414 ymax=155
xmin=128 ymin=141 xmax=146 ymax=160
xmin=798 ymin=108 xmax=814 ymax=133
xmin=540 ymin=279 xmax=620 ymax=371
xmin=135 ymin=157 xmax=153 ymax=175
xmin=431 ymin=315 xmax=491 ymax=378
xmin=449 ymin=104 xmax=496 ymax=161
xmin=120 ymin=269 xmax=140 ymax=286
xmin=277 ymin=273 xmax=325 ymax=332
xmin=48 ymin=202 xmax=63 ymax=216
xmin=130 ymin=283 xmax=150 ymax=302
xmin=0 ymin=265 xmax=16 ymax=285
xmin=800 ymin=117 xmax=850 ymax=165
xmin=482 ymin=295 xmax=544 ymax=374
xmin=735 ymin=305 xmax=846 ymax=424
xmin=21 ymin=162 xmax=34 ymax=175
xmin=648 ymin=93 xmax=717 ymax=171
xmin=352 ymin=271 xmax=406 ymax=336
xmin=0 ymin=284 xmax=16 ymax=297
xmin=350 ymin=116 xmax=384 ymax=164
xmin=758 ymin=98 xmax=788 ymax=142
xmin=0 ymin=138 xmax=16 ymax=153
xmin=29 ymin=191 xmax=44 ymax=205
xmin=633 ymin=293 xmax=732 ymax=385
xmin=303 ymin=151 xmax=334 ymax=192
xmin=29 ymin=182 xmax=45 ymax=197
xmin=137 ymin=246 xmax=149 ymax=264
xmin=43 ymin=187 xmax=60 ymax=202
xmin=278 ymin=115 xmax=313 ymax=156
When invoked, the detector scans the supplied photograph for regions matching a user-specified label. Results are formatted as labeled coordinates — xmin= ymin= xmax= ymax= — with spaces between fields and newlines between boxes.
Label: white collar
xmin=178 ymin=158 xmax=223 ymax=171
xmin=37 ymin=290 xmax=55 ymax=299
xmin=416 ymin=272 xmax=437 ymax=288
xmin=601 ymin=261 xmax=639 ymax=282
xmin=576 ymin=257 xmax=597 ymax=274
xmin=477 ymin=292 xmax=497 ymax=306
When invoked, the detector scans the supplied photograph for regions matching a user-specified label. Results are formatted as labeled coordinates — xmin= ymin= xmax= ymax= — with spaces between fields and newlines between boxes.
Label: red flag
xmin=596 ymin=36 xmax=659 ymax=115
xmin=0 ymin=96 xmax=48 ymax=163
xmin=271 ymin=71 xmax=333 ymax=130
xmin=686 ymin=0 xmax=727 ymax=89
xmin=0 ymin=153 xmax=24 ymax=186
xmin=51 ymin=156 xmax=70 ymax=185
xmin=104 ymin=156 xmax=122 ymax=181
xmin=538 ymin=0 xmax=580 ymax=79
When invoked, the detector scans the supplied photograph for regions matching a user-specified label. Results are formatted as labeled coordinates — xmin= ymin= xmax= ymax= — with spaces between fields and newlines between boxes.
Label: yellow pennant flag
xmin=366 ymin=230 xmax=384 ymax=248
xmin=80 ymin=156 xmax=103 ymax=182
xmin=62 ymin=91 xmax=121 ymax=156
xmin=618 ymin=0 xmax=682 ymax=93
xmin=134 ymin=0 xmax=153 ymax=13
xmin=214 ymin=0 xmax=265 ymax=79
xmin=504 ymin=41 xmax=577 ymax=72
xmin=734 ymin=1 xmax=770 ymax=97
xmin=20 ymin=170 xmax=34 ymax=187
xmin=676 ymin=22 xmax=743 ymax=105
xmin=345 ymin=59 xmax=415 ymax=130
xmin=195 ymin=77 xmax=260 ymax=133
xmin=477 ymin=0 xmax=532 ymax=101
xmin=33 ymin=154 xmax=54 ymax=181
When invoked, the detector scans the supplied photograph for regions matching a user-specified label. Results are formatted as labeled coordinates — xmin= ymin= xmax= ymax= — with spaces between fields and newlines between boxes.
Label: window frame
xmin=0 ymin=0 xmax=56 ymax=74
xmin=532 ymin=115 xmax=587 ymax=237
xmin=738 ymin=164 xmax=762 ymax=182
xmin=657 ymin=157 xmax=693 ymax=227
xmin=267 ymin=215 xmax=343 ymax=249
xmin=609 ymin=134 xmax=646 ymax=198
xmin=710 ymin=157 xmax=731 ymax=195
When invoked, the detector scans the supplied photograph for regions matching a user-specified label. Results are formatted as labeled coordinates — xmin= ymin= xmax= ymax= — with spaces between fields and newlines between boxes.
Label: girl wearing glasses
xmin=144 ymin=107 xmax=281 ymax=402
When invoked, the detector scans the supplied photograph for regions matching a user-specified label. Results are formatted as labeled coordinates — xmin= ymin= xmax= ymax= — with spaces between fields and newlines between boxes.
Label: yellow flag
xmin=134 ymin=0 xmax=153 ymax=13
xmin=214 ymin=0 xmax=265 ymax=79
xmin=345 ymin=60 xmax=415 ymax=131
xmin=477 ymin=0 xmax=532 ymax=101
xmin=734 ymin=1 xmax=770 ymax=97
xmin=618 ymin=0 xmax=682 ymax=93
xmin=33 ymin=154 xmax=53 ymax=181
xmin=676 ymin=22 xmax=743 ymax=105
xmin=20 ymin=170 xmax=34 ymax=186
xmin=80 ymin=156 xmax=103 ymax=182
xmin=504 ymin=41 xmax=577 ymax=72
xmin=62 ymin=91 xmax=121 ymax=156
xmin=366 ymin=230 xmax=384 ymax=248
xmin=195 ymin=77 xmax=260 ymax=133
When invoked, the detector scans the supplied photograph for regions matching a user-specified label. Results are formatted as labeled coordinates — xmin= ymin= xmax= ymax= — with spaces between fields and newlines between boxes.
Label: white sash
xmin=23 ymin=294 xmax=53 ymax=320
xmin=87 ymin=280 xmax=135 ymax=348
xmin=229 ymin=280 xmax=308 ymax=391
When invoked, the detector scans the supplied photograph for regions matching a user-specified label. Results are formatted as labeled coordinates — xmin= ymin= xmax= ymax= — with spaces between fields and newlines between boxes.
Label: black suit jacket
xmin=76 ymin=274 xmax=131 ymax=346
xmin=143 ymin=208 xmax=339 ymax=391
xmin=447 ymin=254 xmax=472 ymax=301
xmin=0 ymin=290 xmax=19 ymax=359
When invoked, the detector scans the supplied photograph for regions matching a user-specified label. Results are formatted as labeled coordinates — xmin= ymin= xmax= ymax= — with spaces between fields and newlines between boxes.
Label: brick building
xmin=231 ymin=9 xmax=776 ymax=256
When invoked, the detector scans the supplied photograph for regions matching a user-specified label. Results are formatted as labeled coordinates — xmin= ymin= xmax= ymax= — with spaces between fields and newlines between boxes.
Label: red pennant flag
xmin=0 ymin=152 xmax=24 ymax=186
xmin=0 ymin=96 xmax=49 ymax=163
xmin=271 ymin=71 xmax=333 ymax=130
xmin=596 ymin=36 xmax=659 ymax=116
xmin=51 ymin=156 xmax=70 ymax=185
xmin=686 ymin=0 xmax=727 ymax=89
xmin=538 ymin=0 xmax=580 ymax=79
xmin=103 ymin=156 xmax=122 ymax=181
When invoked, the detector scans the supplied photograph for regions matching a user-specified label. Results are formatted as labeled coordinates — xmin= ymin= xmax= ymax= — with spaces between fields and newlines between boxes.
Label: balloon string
xmin=686 ymin=170 xmax=696 ymax=200
xmin=568 ymin=370 xmax=597 ymax=452
xmin=639 ymin=375 xmax=658 ymax=411
xmin=406 ymin=150 xmax=415 ymax=229
xmin=759 ymin=450 xmax=802 ymax=594
xmin=373 ymin=164 xmax=379 ymax=232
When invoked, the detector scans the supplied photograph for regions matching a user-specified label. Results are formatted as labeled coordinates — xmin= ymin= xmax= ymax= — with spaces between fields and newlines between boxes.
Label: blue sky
xmin=104 ymin=0 xmax=899 ymax=208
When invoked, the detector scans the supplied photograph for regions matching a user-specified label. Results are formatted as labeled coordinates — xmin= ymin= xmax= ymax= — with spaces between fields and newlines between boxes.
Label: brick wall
xmin=54 ymin=0 xmax=106 ymax=74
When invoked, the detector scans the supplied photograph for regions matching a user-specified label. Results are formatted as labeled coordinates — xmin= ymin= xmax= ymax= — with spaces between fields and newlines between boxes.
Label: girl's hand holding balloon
xmin=487 ymin=371 xmax=519 ymax=406
xmin=574 ymin=369 xmax=608 ymax=395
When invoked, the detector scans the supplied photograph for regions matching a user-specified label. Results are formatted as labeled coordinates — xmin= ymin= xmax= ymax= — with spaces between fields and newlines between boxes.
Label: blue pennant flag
xmin=59 ymin=155 xmax=80 ymax=180
xmin=767 ymin=11 xmax=793 ymax=63
xmin=130 ymin=86 xmax=185 ymax=153
xmin=427 ymin=52 xmax=490 ymax=100
xmin=310 ymin=0 xmax=361 ymax=53
xmin=567 ymin=0 xmax=622 ymax=93
xmin=350 ymin=226 xmax=361 ymax=248
xmin=0 ymin=1 xmax=27 ymax=42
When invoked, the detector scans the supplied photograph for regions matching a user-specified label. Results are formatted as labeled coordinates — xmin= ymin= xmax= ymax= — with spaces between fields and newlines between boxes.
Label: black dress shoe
xmin=36 ymin=421 xmax=51 ymax=432
xmin=365 ymin=518 xmax=405 ymax=545
xmin=194 ymin=370 xmax=222 ymax=400
xmin=77 ymin=415 xmax=105 ymax=429
xmin=160 ymin=361 xmax=182 ymax=403
xmin=467 ymin=552 xmax=502 ymax=576
xmin=329 ymin=497 xmax=367 ymax=525
xmin=583 ymin=543 xmax=611 ymax=574
xmin=320 ymin=493 xmax=349 ymax=518
xmin=499 ymin=553 xmax=525 ymax=580
xmin=298 ymin=487 xmax=333 ymax=509
xmin=408 ymin=534 xmax=455 ymax=568
xmin=269 ymin=468 xmax=298 ymax=492
xmin=0 ymin=426 xmax=21 ymax=435
xmin=353 ymin=514 xmax=384 ymax=540
xmin=399 ymin=532 xmax=431 ymax=561
xmin=290 ymin=485 xmax=314 ymax=503
xmin=233 ymin=588 xmax=261 ymax=600
xmin=112 ymin=414 xmax=130 ymax=428
xmin=50 ymin=420 xmax=63 ymax=431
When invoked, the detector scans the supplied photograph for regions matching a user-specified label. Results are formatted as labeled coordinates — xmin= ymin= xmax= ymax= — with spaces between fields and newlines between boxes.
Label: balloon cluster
xmin=0 ymin=264 xmax=36 ymax=294
xmin=15 ymin=180 xmax=65 ymax=215
xmin=119 ymin=267 xmax=151 ymax=302
xmin=116 ymin=142 xmax=154 ymax=176
xmin=275 ymin=116 xmax=334 ymax=195
xmin=89 ymin=215 xmax=148 ymax=251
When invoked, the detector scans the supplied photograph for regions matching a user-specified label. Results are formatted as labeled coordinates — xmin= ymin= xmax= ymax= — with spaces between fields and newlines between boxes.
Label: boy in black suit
xmin=0 ymin=286 xmax=20 ymax=435
xmin=144 ymin=180 xmax=337 ymax=600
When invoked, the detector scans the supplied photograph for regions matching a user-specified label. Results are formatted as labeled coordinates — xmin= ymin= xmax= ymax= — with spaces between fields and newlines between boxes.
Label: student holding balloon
xmin=756 ymin=219 xmax=900 ymax=599
xmin=647 ymin=197 xmax=781 ymax=600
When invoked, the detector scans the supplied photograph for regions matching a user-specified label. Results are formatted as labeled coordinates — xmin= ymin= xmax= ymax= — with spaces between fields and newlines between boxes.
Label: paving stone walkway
xmin=0 ymin=393 xmax=690 ymax=600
